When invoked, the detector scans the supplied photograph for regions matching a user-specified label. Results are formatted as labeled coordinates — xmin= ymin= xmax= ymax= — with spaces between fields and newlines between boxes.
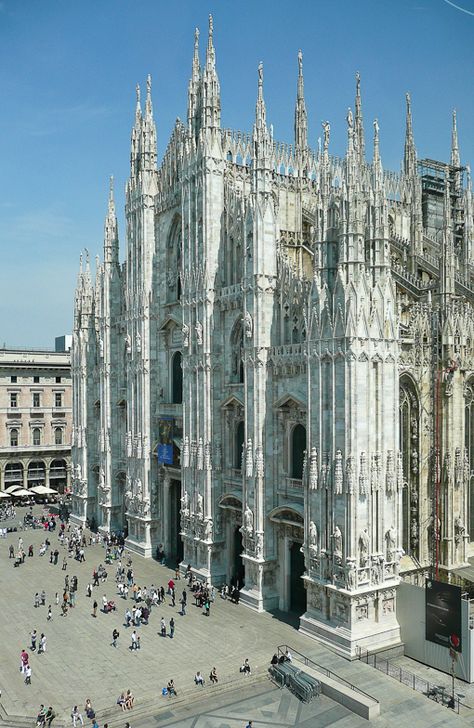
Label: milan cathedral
xmin=71 ymin=16 xmax=474 ymax=656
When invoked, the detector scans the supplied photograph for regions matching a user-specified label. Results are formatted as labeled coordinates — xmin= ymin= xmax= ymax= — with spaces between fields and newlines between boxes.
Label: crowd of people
xmin=6 ymin=509 xmax=255 ymax=728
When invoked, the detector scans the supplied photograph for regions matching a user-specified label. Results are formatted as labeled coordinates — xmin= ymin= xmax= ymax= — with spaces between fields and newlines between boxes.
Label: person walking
xmin=30 ymin=630 xmax=37 ymax=652
xmin=9 ymin=544 xmax=14 ymax=558
xmin=125 ymin=608 xmax=132 ymax=627
xmin=130 ymin=630 xmax=138 ymax=650
xmin=55 ymin=592 xmax=59 ymax=606
xmin=47 ymin=605 xmax=52 ymax=621
xmin=171 ymin=588 xmax=175 ymax=607
xmin=34 ymin=593 xmax=40 ymax=608
xmin=111 ymin=628 xmax=119 ymax=648
xmin=160 ymin=617 xmax=166 ymax=637
xmin=169 ymin=617 xmax=175 ymax=639
xmin=92 ymin=600 xmax=98 ymax=618
xmin=24 ymin=664 xmax=32 ymax=685
xmin=180 ymin=590 xmax=187 ymax=616
xmin=45 ymin=707 xmax=55 ymax=727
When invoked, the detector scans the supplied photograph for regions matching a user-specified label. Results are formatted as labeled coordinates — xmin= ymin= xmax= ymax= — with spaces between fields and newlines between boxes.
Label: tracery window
xmin=399 ymin=376 xmax=420 ymax=558
xmin=465 ymin=380 xmax=474 ymax=536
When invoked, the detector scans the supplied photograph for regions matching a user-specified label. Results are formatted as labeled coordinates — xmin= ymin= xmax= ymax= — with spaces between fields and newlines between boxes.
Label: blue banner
xmin=157 ymin=417 xmax=173 ymax=465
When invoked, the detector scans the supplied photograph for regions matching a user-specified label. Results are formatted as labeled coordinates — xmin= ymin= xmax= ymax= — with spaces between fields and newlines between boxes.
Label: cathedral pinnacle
xmin=108 ymin=175 xmax=115 ymax=214
xmin=403 ymin=92 xmax=416 ymax=178
xmin=201 ymin=13 xmax=220 ymax=129
xmin=104 ymin=176 xmax=119 ymax=264
xmin=294 ymin=49 xmax=308 ymax=152
xmin=145 ymin=74 xmax=153 ymax=119
xmin=451 ymin=109 xmax=460 ymax=168
xmin=255 ymin=61 xmax=266 ymax=130
xmin=135 ymin=83 xmax=142 ymax=122
xmin=354 ymin=72 xmax=365 ymax=162
xmin=440 ymin=167 xmax=456 ymax=298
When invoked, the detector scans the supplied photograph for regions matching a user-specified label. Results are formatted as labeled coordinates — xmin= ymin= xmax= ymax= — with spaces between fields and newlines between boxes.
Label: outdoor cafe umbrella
xmin=10 ymin=488 xmax=32 ymax=497
xmin=4 ymin=485 xmax=21 ymax=494
xmin=30 ymin=485 xmax=58 ymax=495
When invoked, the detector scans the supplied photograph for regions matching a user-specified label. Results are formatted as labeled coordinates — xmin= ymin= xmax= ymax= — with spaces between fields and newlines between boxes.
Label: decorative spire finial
xmin=404 ymin=91 xmax=416 ymax=177
xmin=451 ymin=108 xmax=460 ymax=168
xmin=145 ymin=74 xmax=153 ymax=117
xmin=79 ymin=252 xmax=83 ymax=274
xmin=373 ymin=118 xmax=380 ymax=161
xmin=354 ymin=71 xmax=365 ymax=161
xmin=258 ymin=61 xmax=263 ymax=96
xmin=294 ymin=49 xmax=307 ymax=151
xmin=109 ymin=175 xmax=114 ymax=204
xmin=135 ymin=83 xmax=141 ymax=122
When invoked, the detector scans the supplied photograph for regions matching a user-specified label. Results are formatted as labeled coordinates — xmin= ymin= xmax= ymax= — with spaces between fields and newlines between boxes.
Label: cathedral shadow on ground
xmin=268 ymin=608 xmax=301 ymax=630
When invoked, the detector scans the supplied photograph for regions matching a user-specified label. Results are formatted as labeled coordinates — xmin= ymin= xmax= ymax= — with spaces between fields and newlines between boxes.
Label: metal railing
xmin=357 ymin=649 xmax=471 ymax=715
xmin=277 ymin=645 xmax=379 ymax=705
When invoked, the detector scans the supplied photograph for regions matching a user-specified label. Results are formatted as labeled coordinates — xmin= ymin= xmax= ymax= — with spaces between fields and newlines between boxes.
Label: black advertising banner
xmin=425 ymin=579 xmax=462 ymax=652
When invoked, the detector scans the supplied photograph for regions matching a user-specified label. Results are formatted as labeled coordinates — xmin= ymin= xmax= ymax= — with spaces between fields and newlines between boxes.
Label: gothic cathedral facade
xmin=72 ymin=17 xmax=474 ymax=657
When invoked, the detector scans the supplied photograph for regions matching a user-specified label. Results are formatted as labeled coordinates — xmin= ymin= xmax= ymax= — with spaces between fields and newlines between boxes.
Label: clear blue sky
xmin=0 ymin=0 xmax=472 ymax=347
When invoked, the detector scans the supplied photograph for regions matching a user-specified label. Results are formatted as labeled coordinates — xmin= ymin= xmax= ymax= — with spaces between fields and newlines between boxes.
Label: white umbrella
xmin=31 ymin=485 xmax=58 ymax=495
xmin=11 ymin=488 xmax=32 ymax=497
xmin=0 ymin=491 xmax=11 ymax=498
xmin=4 ymin=485 xmax=22 ymax=494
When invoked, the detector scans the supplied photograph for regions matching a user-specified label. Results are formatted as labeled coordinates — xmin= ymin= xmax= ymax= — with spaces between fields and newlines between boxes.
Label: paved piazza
xmin=0 ymin=508 xmax=472 ymax=727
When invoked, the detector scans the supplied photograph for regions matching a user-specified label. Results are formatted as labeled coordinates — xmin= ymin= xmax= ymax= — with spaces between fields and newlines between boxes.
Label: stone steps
xmin=94 ymin=667 xmax=270 ymax=727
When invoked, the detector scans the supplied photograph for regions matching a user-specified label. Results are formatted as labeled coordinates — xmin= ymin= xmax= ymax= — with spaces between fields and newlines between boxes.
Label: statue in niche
xmin=135 ymin=478 xmax=143 ymax=499
xmin=195 ymin=321 xmax=203 ymax=345
xmin=196 ymin=492 xmax=204 ymax=518
xmin=243 ymin=310 xmax=253 ymax=339
xmin=243 ymin=504 xmax=254 ymax=536
xmin=99 ymin=467 xmax=105 ymax=489
xmin=345 ymin=560 xmax=356 ymax=590
xmin=385 ymin=525 xmax=397 ymax=559
xmin=203 ymin=519 xmax=213 ymax=541
xmin=332 ymin=525 xmax=342 ymax=558
xmin=182 ymin=323 xmax=189 ymax=348
xmin=136 ymin=332 xmax=141 ymax=353
xmin=309 ymin=521 xmax=318 ymax=555
xmin=455 ymin=516 xmax=466 ymax=545
xmin=180 ymin=490 xmax=189 ymax=516
xmin=99 ymin=337 xmax=104 ymax=358
xmin=125 ymin=333 xmax=132 ymax=353
xmin=358 ymin=528 xmax=369 ymax=566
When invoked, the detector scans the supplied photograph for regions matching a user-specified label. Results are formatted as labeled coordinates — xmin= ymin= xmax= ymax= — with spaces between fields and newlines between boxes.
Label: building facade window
xmin=291 ymin=424 xmax=306 ymax=479
xmin=33 ymin=393 xmax=40 ymax=408
xmin=10 ymin=429 xmax=18 ymax=447
xmin=32 ymin=428 xmax=41 ymax=446
xmin=55 ymin=393 xmax=62 ymax=408
xmin=171 ymin=351 xmax=183 ymax=404
xmin=399 ymin=376 xmax=420 ymax=559
xmin=10 ymin=393 xmax=18 ymax=408
xmin=55 ymin=427 xmax=63 ymax=445
xmin=55 ymin=376 xmax=61 ymax=383
xmin=33 ymin=376 xmax=40 ymax=383
xmin=10 ymin=375 xmax=17 ymax=383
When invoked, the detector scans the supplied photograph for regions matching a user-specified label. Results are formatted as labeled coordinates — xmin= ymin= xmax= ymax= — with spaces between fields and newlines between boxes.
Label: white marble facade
xmin=71 ymin=17 xmax=474 ymax=657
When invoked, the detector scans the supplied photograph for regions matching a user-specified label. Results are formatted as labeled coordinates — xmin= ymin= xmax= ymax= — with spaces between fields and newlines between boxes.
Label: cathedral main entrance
xmin=169 ymin=479 xmax=184 ymax=564
xmin=290 ymin=541 xmax=306 ymax=613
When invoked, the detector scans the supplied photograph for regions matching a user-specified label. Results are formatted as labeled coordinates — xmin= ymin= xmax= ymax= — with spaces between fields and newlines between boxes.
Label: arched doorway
xmin=290 ymin=541 xmax=306 ymax=613
xmin=169 ymin=479 xmax=184 ymax=564
xmin=232 ymin=526 xmax=245 ymax=588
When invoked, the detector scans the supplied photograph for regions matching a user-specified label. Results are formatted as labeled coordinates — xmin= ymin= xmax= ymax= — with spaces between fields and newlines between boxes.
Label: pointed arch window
xmin=172 ymin=351 xmax=183 ymax=404
xmin=230 ymin=320 xmax=244 ymax=384
xmin=291 ymin=424 xmax=306 ymax=479
xmin=399 ymin=376 xmax=420 ymax=558
xmin=235 ymin=421 xmax=245 ymax=470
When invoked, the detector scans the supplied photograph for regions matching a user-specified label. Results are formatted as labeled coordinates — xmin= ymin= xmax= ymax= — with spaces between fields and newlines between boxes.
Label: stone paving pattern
xmin=0 ymin=508 xmax=472 ymax=727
